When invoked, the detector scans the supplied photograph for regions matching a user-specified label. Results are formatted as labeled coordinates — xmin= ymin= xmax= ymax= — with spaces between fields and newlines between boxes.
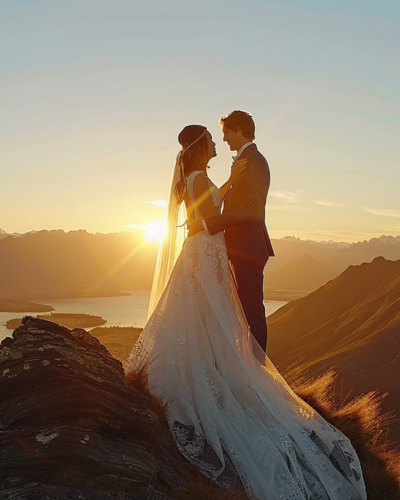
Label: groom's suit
xmin=204 ymin=143 xmax=274 ymax=352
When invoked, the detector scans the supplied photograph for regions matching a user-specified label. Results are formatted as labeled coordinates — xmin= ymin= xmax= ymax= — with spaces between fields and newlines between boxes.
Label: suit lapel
xmin=223 ymin=143 xmax=257 ymax=211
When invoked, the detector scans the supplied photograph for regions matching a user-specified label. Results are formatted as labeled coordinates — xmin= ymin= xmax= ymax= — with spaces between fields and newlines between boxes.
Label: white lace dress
xmin=126 ymin=171 xmax=366 ymax=500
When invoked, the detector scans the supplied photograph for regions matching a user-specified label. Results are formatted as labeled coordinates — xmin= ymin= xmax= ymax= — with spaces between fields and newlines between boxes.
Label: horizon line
xmin=2 ymin=228 xmax=400 ymax=246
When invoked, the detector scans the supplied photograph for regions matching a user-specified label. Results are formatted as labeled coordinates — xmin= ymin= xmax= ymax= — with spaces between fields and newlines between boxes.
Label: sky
xmin=1 ymin=0 xmax=399 ymax=242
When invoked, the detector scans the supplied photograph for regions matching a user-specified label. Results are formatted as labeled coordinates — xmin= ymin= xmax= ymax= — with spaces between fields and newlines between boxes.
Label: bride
xmin=125 ymin=125 xmax=366 ymax=500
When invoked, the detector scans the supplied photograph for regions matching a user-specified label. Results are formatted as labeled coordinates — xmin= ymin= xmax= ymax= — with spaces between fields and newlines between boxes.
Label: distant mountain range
xmin=0 ymin=229 xmax=37 ymax=240
xmin=2 ymin=229 xmax=400 ymax=300
xmin=267 ymin=235 xmax=400 ymax=274
xmin=0 ymin=230 xmax=158 ymax=300
xmin=0 ymin=229 xmax=13 ymax=240
xmin=263 ymin=235 xmax=400 ymax=299
xmin=264 ymin=253 xmax=338 ymax=300
xmin=268 ymin=256 xmax=400 ymax=438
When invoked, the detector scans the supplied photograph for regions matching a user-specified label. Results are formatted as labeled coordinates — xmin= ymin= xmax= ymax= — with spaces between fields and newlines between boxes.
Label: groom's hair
xmin=219 ymin=110 xmax=255 ymax=141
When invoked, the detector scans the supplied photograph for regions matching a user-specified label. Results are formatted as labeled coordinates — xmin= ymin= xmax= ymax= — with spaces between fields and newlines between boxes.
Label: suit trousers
xmin=231 ymin=257 xmax=269 ymax=353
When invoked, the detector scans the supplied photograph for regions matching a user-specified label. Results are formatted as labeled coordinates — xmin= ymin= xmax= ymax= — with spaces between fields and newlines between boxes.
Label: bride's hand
xmin=230 ymin=158 xmax=249 ymax=184
xmin=187 ymin=218 xmax=204 ymax=237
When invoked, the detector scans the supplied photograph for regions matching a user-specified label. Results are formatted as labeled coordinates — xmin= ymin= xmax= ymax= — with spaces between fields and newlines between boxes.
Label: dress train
xmin=126 ymin=170 xmax=366 ymax=500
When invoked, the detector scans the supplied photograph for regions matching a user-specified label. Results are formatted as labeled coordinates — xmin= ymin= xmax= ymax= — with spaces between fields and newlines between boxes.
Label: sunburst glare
xmin=144 ymin=221 xmax=166 ymax=242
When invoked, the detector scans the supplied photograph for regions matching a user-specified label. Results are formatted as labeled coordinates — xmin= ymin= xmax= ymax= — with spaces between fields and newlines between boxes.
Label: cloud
xmin=269 ymin=191 xmax=298 ymax=202
xmin=314 ymin=199 xmax=345 ymax=207
xmin=269 ymin=205 xmax=306 ymax=211
xmin=143 ymin=200 xmax=167 ymax=209
xmin=361 ymin=207 xmax=400 ymax=218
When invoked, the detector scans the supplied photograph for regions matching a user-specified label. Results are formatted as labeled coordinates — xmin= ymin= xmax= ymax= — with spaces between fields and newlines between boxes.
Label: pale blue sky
xmin=1 ymin=0 xmax=399 ymax=241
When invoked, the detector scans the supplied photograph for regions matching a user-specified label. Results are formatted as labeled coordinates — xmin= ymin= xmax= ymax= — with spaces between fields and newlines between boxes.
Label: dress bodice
xmin=186 ymin=170 xmax=223 ymax=220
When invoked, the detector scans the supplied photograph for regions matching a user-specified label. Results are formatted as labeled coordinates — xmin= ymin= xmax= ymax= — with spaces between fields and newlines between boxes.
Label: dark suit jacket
xmin=205 ymin=144 xmax=274 ymax=261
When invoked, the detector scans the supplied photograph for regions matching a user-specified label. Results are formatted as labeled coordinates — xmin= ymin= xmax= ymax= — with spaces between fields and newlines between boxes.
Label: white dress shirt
xmin=235 ymin=141 xmax=253 ymax=161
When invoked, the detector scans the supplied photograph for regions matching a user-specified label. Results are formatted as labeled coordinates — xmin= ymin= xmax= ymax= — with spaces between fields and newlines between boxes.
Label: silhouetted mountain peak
xmin=276 ymin=253 xmax=335 ymax=273
xmin=264 ymin=253 xmax=338 ymax=294
xmin=373 ymin=235 xmax=400 ymax=245
xmin=278 ymin=234 xmax=400 ymax=249
xmin=297 ymin=253 xmax=323 ymax=264
xmin=0 ymin=229 xmax=12 ymax=241
xmin=333 ymin=256 xmax=397 ymax=286
xmin=0 ymin=230 xmax=159 ymax=299
xmin=270 ymin=256 xmax=400 ymax=355
xmin=279 ymin=237 xmax=351 ymax=249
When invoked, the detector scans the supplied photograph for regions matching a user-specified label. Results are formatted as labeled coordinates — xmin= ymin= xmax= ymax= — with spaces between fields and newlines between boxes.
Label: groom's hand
xmin=187 ymin=218 xmax=204 ymax=237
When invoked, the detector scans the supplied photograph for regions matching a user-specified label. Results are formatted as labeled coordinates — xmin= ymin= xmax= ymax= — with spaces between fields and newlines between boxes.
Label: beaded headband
xmin=182 ymin=129 xmax=207 ymax=152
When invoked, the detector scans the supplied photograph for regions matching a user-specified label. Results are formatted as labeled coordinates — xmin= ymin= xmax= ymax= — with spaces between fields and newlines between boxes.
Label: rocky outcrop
xmin=0 ymin=317 xmax=177 ymax=499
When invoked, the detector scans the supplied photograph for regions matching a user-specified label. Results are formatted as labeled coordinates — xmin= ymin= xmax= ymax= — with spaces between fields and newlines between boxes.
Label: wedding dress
xmin=126 ymin=170 xmax=366 ymax=500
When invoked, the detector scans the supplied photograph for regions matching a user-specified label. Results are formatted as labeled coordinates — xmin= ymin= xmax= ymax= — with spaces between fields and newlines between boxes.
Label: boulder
xmin=0 ymin=317 xmax=171 ymax=499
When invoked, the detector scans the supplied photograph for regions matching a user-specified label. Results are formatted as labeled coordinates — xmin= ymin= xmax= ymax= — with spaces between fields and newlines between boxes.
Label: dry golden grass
xmin=91 ymin=325 xmax=143 ymax=361
xmin=292 ymin=371 xmax=400 ymax=500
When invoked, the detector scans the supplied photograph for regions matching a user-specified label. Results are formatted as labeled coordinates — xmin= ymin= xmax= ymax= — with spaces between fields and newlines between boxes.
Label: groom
xmin=188 ymin=110 xmax=274 ymax=353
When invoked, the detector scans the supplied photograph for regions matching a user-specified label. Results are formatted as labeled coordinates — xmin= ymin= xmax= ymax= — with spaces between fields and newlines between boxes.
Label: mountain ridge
xmin=267 ymin=235 xmax=400 ymax=273
xmin=264 ymin=253 xmax=338 ymax=297
xmin=0 ymin=230 xmax=158 ymax=299
xmin=268 ymin=256 xmax=400 ymax=438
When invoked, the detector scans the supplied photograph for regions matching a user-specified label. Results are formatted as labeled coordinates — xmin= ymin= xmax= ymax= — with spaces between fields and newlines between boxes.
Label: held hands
xmin=187 ymin=218 xmax=204 ymax=237
xmin=230 ymin=157 xmax=249 ymax=185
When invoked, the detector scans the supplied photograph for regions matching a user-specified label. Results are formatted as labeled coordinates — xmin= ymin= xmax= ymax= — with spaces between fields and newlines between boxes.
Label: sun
xmin=144 ymin=221 xmax=166 ymax=242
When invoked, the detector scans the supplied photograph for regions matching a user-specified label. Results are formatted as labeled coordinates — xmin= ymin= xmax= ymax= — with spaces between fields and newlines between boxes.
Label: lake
xmin=0 ymin=290 xmax=287 ymax=341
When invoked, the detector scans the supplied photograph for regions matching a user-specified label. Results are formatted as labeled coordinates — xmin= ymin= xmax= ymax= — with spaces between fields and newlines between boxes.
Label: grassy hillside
xmin=268 ymin=256 xmax=400 ymax=440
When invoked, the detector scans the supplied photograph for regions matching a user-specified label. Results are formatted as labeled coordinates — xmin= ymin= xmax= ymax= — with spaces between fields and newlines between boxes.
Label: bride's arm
xmin=187 ymin=163 xmax=249 ymax=236
xmin=192 ymin=173 xmax=220 ymax=220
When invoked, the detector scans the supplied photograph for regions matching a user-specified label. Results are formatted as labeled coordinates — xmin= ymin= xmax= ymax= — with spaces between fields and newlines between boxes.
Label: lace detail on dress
xmin=126 ymin=169 xmax=367 ymax=500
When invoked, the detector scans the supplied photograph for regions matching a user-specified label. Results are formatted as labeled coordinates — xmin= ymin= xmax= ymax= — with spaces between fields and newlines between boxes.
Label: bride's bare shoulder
xmin=192 ymin=171 xmax=209 ymax=195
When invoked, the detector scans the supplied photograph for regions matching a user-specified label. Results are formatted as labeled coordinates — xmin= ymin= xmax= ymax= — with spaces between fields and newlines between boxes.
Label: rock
xmin=0 ymin=317 xmax=171 ymax=499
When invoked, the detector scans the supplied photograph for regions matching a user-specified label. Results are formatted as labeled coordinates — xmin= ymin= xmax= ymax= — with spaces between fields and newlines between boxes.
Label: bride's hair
xmin=178 ymin=124 xmax=208 ymax=170
xmin=176 ymin=124 xmax=208 ymax=202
